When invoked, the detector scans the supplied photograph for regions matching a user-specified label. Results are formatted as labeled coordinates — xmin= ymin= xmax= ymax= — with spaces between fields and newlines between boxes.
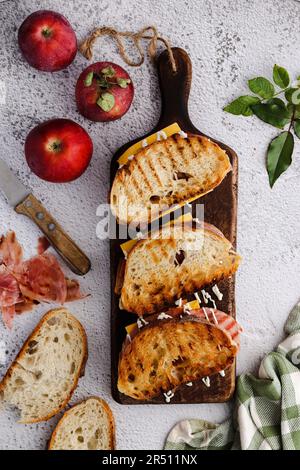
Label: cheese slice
xmin=118 ymin=123 xmax=181 ymax=166
xmin=120 ymin=212 xmax=193 ymax=257
xmin=125 ymin=299 xmax=200 ymax=336
xmin=117 ymin=122 xmax=205 ymax=224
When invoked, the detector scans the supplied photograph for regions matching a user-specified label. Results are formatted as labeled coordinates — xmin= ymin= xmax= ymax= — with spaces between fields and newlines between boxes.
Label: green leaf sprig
xmin=224 ymin=65 xmax=300 ymax=187
xmin=84 ymin=66 xmax=131 ymax=112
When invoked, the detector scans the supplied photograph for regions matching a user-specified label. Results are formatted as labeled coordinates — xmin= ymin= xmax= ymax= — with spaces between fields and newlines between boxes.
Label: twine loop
xmin=79 ymin=26 xmax=177 ymax=73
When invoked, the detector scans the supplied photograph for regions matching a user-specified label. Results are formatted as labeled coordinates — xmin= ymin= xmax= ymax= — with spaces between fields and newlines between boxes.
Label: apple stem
xmin=48 ymin=140 xmax=62 ymax=153
xmin=42 ymin=28 xmax=52 ymax=39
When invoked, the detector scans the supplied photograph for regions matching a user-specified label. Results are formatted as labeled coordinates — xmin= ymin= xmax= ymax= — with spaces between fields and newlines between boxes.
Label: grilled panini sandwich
xmin=110 ymin=133 xmax=231 ymax=225
xmin=119 ymin=223 xmax=241 ymax=316
xmin=118 ymin=307 xmax=242 ymax=400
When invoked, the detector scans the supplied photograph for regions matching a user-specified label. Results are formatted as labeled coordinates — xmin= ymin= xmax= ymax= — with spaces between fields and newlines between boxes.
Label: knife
xmin=0 ymin=158 xmax=91 ymax=276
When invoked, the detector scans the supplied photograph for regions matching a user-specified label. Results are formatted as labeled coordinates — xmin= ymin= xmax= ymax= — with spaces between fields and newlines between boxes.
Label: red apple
xmin=18 ymin=10 xmax=77 ymax=72
xmin=75 ymin=62 xmax=134 ymax=122
xmin=25 ymin=119 xmax=93 ymax=182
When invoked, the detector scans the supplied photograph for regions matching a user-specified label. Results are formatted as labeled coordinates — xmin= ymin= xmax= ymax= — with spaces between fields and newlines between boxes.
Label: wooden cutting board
xmin=110 ymin=47 xmax=238 ymax=404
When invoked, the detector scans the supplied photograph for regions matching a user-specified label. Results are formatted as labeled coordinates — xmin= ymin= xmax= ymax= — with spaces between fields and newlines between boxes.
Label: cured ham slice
xmin=0 ymin=231 xmax=23 ymax=268
xmin=126 ymin=307 xmax=243 ymax=349
xmin=0 ymin=232 xmax=86 ymax=329
xmin=15 ymin=297 xmax=37 ymax=315
xmin=0 ymin=266 xmax=21 ymax=329
xmin=0 ymin=266 xmax=21 ymax=306
xmin=66 ymin=279 xmax=87 ymax=302
xmin=37 ymin=236 xmax=50 ymax=255
xmin=190 ymin=308 xmax=243 ymax=348
xmin=15 ymin=253 xmax=67 ymax=304
xmin=2 ymin=305 xmax=16 ymax=330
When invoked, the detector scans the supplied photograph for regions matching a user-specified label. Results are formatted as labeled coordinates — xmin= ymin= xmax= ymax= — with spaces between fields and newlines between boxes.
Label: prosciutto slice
xmin=0 ymin=232 xmax=23 ymax=268
xmin=0 ymin=232 xmax=86 ymax=329
xmin=2 ymin=305 xmax=16 ymax=330
xmin=0 ymin=265 xmax=22 ymax=329
xmin=190 ymin=308 xmax=243 ymax=348
xmin=126 ymin=307 xmax=243 ymax=349
xmin=37 ymin=236 xmax=50 ymax=255
xmin=14 ymin=253 xmax=67 ymax=304
xmin=66 ymin=279 xmax=87 ymax=302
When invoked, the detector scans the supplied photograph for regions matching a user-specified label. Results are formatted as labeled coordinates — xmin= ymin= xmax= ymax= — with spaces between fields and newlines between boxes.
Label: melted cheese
xmin=118 ymin=123 xmax=181 ymax=166
xmin=120 ymin=212 xmax=193 ymax=257
xmin=117 ymin=123 xmax=206 ymax=221
xmin=125 ymin=298 xmax=200 ymax=336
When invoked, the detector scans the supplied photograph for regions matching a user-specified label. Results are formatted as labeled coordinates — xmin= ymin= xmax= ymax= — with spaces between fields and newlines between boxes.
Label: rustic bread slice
xmin=120 ymin=224 xmax=241 ymax=315
xmin=48 ymin=397 xmax=115 ymax=450
xmin=0 ymin=308 xmax=88 ymax=423
xmin=118 ymin=317 xmax=237 ymax=400
xmin=110 ymin=133 xmax=231 ymax=224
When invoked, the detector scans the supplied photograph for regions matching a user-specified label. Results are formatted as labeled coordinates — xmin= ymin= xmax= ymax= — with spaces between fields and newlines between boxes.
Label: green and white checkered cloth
xmin=165 ymin=300 xmax=300 ymax=450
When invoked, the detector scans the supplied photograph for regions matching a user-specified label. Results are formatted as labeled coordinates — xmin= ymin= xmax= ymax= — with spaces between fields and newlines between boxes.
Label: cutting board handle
xmin=156 ymin=47 xmax=195 ymax=130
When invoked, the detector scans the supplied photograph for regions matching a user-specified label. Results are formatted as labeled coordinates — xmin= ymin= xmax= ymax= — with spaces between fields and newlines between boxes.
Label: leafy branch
xmin=224 ymin=65 xmax=300 ymax=187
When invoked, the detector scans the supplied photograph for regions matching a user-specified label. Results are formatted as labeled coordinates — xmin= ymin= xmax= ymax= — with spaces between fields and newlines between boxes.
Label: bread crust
xmin=0 ymin=308 xmax=88 ymax=424
xmin=118 ymin=316 xmax=237 ymax=400
xmin=120 ymin=225 xmax=241 ymax=315
xmin=110 ymin=133 xmax=231 ymax=225
xmin=48 ymin=397 xmax=115 ymax=450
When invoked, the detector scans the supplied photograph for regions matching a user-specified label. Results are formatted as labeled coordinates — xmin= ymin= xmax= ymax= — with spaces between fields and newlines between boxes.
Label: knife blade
xmin=0 ymin=158 xmax=30 ymax=207
xmin=0 ymin=158 xmax=91 ymax=275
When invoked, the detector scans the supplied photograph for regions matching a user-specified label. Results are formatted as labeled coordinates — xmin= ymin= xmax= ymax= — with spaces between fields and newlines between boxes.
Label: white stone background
xmin=0 ymin=0 xmax=299 ymax=450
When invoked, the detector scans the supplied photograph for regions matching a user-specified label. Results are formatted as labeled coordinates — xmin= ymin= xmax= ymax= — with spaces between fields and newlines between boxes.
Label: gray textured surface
xmin=0 ymin=0 xmax=300 ymax=450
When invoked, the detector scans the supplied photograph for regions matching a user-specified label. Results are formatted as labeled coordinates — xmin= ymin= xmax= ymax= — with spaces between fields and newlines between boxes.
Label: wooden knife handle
xmin=15 ymin=194 xmax=91 ymax=276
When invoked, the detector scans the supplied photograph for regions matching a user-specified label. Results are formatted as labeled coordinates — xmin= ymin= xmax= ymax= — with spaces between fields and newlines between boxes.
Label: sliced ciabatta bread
xmin=120 ymin=223 xmax=241 ymax=315
xmin=118 ymin=308 xmax=241 ymax=400
xmin=48 ymin=397 xmax=115 ymax=450
xmin=110 ymin=133 xmax=231 ymax=224
xmin=0 ymin=308 xmax=88 ymax=423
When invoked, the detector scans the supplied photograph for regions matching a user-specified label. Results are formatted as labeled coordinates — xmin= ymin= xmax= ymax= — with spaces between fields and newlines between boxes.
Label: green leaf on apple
xmin=101 ymin=66 xmax=115 ymax=78
xmin=97 ymin=76 xmax=110 ymax=88
xmin=117 ymin=77 xmax=131 ymax=89
xmin=84 ymin=72 xmax=94 ymax=87
xmin=97 ymin=92 xmax=115 ymax=112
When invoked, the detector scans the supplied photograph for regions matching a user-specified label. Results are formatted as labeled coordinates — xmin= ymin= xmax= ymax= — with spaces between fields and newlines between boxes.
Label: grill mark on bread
xmin=135 ymin=160 xmax=153 ymax=190
xmin=189 ymin=136 xmax=201 ymax=162
xmin=147 ymin=158 xmax=163 ymax=188
xmin=111 ymin=134 xmax=232 ymax=224
xmin=165 ymin=138 xmax=178 ymax=171
xmin=174 ymin=135 xmax=192 ymax=166
xmin=120 ymin=225 xmax=241 ymax=316
xmin=127 ymin=173 xmax=144 ymax=199
xmin=118 ymin=318 xmax=237 ymax=400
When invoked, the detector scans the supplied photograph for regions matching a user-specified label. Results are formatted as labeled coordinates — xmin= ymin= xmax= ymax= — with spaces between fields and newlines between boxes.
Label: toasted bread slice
xmin=110 ymin=134 xmax=231 ymax=224
xmin=118 ymin=316 xmax=237 ymax=400
xmin=48 ymin=397 xmax=115 ymax=450
xmin=120 ymin=223 xmax=241 ymax=315
xmin=0 ymin=308 xmax=88 ymax=423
